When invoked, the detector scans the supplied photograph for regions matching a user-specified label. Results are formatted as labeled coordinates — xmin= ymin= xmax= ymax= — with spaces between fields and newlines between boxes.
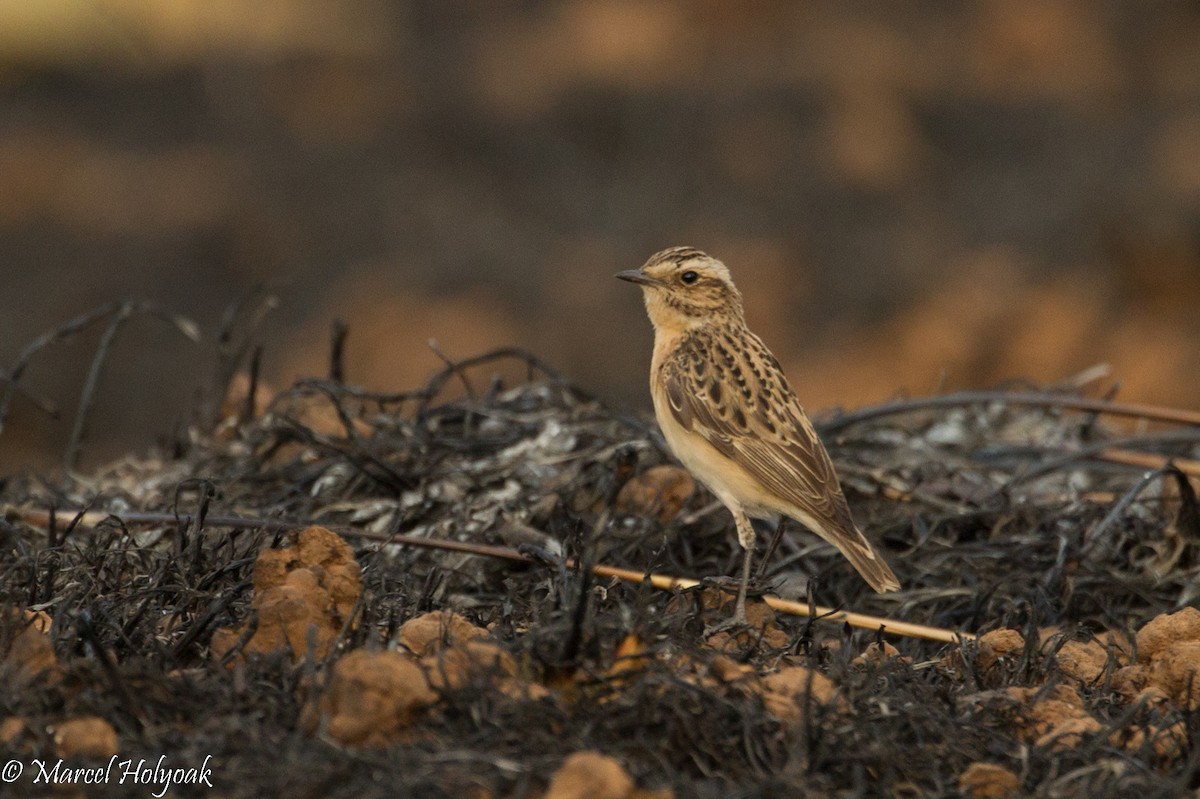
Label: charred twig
xmin=6 ymin=505 xmax=972 ymax=643
xmin=170 ymin=580 xmax=253 ymax=661
xmin=273 ymin=416 xmax=408 ymax=490
xmin=755 ymin=518 xmax=788 ymax=581
xmin=75 ymin=608 xmax=148 ymax=735
xmin=1 ymin=303 xmax=123 ymax=433
xmin=0 ymin=301 xmax=199 ymax=446
xmin=415 ymin=347 xmax=579 ymax=418
xmin=240 ymin=344 xmax=264 ymax=427
xmin=1172 ymin=465 xmax=1200 ymax=545
xmin=0 ymin=370 xmax=59 ymax=419
xmin=285 ymin=380 xmax=370 ymax=445
xmin=64 ymin=301 xmax=135 ymax=471
xmin=562 ymin=545 xmax=594 ymax=667
xmin=1097 ymin=448 xmax=1200 ymax=478
xmin=427 ymin=340 xmax=478 ymax=402
xmin=819 ymin=390 xmax=1200 ymax=435
xmin=1004 ymin=431 xmax=1200 ymax=485
xmin=207 ymin=289 xmax=279 ymax=426
xmin=1084 ymin=465 xmax=1197 ymax=550
xmin=330 ymin=320 xmax=349 ymax=383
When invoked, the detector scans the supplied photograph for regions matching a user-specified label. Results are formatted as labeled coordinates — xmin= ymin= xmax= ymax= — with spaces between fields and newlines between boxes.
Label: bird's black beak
xmin=615 ymin=269 xmax=659 ymax=287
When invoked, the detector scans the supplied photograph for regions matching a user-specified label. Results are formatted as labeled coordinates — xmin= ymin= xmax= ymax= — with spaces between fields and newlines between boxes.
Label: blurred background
xmin=2 ymin=1 xmax=1199 ymax=472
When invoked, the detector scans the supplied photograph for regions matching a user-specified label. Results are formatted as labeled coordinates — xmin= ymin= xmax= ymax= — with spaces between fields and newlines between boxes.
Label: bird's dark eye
xmin=680 ymin=270 xmax=699 ymax=285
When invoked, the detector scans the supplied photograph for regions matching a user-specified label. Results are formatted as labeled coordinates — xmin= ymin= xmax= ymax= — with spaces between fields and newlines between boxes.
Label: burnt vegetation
xmin=2 ymin=313 xmax=1200 ymax=798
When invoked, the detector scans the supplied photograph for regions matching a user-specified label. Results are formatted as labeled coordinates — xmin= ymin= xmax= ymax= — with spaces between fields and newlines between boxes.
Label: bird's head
xmin=616 ymin=247 xmax=744 ymax=333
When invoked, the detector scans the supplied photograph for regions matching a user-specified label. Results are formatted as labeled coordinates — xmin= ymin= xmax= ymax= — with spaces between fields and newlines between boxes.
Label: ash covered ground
xmin=2 ymin=349 xmax=1200 ymax=798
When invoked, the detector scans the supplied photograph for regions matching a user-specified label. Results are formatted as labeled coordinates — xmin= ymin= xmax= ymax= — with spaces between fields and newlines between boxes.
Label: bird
xmin=616 ymin=246 xmax=899 ymax=631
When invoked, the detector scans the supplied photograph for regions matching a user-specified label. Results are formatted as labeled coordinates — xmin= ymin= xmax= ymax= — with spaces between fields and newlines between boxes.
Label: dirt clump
xmin=1146 ymin=640 xmax=1200 ymax=709
xmin=756 ymin=666 xmax=840 ymax=724
xmin=607 ymin=634 xmax=653 ymax=685
xmin=968 ymin=683 xmax=1102 ymax=751
xmin=974 ymin=628 xmax=1025 ymax=683
xmin=52 ymin=716 xmax=119 ymax=759
xmin=302 ymin=649 xmax=436 ymax=746
xmin=305 ymin=610 xmax=544 ymax=746
xmin=1050 ymin=637 xmax=1123 ymax=685
xmin=958 ymin=761 xmax=1021 ymax=798
xmin=852 ymin=640 xmax=911 ymax=667
xmin=397 ymin=609 xmax=489 ymax=656
xmin=1136 ymin=607 xmax=1200 ymax=663
xmin=399 ymin=610 xmax=541 ymax=699
xmin=420 ymin=639 xmax=519 ymax=692
xmin=543 ymin=751 xmax=672 ymax=799
xmin=1 ymin=608 xmax=59 ymax=687
xmin=708 ymin=654 xmax=755 ymax=684
xmin=0 ymin=717 xmax=26 ymax=746
xmin=1107 ymin=609 xmax=1200 ymax=710
xmin=614 ymin=465 xmax=695 ymax=523
xmin=210 ymin=526 xmax=361 ymax=663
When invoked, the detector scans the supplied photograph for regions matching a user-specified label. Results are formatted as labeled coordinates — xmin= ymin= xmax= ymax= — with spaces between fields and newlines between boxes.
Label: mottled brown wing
xmin=660 ymin=336 xmax=899 ymax=592
xmin=659 ymin=342 xmax=847 ymax=527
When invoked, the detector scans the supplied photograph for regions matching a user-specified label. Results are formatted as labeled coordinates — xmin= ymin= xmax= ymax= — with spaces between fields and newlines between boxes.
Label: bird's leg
xmin=732 ymin=542 xmax=753 ymax=622
xmin=755 ymin=517 xmax=787 ymax=581
xmin=732 ymin=510 xmax=756 ymax=624
xmin=705 ymin=508 xmax=756 ymax=636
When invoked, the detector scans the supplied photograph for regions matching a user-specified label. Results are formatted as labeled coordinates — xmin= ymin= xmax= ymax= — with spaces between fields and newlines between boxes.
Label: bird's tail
xmin=829 ymin=526 xmax=900 ymax=593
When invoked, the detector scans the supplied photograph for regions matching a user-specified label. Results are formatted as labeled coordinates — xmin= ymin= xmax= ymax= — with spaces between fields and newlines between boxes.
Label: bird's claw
xmin=703 ymin=610 xmax=750 ymax=638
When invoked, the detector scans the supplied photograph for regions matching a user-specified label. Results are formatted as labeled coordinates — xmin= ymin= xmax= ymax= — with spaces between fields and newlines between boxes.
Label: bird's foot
xmin=702 ymin=575 xmax=776 ymax=598
xmin=701 ymin=575 xmax=742 ymax=592
xmin=702 ymin=604 xmax=750 ymax=638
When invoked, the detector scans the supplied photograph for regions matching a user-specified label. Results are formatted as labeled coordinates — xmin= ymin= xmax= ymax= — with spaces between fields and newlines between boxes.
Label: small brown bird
xmin=617 ymin=247 xmax=899 ymax=630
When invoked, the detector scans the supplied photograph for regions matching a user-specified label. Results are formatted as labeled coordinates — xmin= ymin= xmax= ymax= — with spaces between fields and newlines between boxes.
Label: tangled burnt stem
xmin=1 ymin=348 xmax=1200 ymax=795
xmin=0 ymin=299 xmax=201 ymax=469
